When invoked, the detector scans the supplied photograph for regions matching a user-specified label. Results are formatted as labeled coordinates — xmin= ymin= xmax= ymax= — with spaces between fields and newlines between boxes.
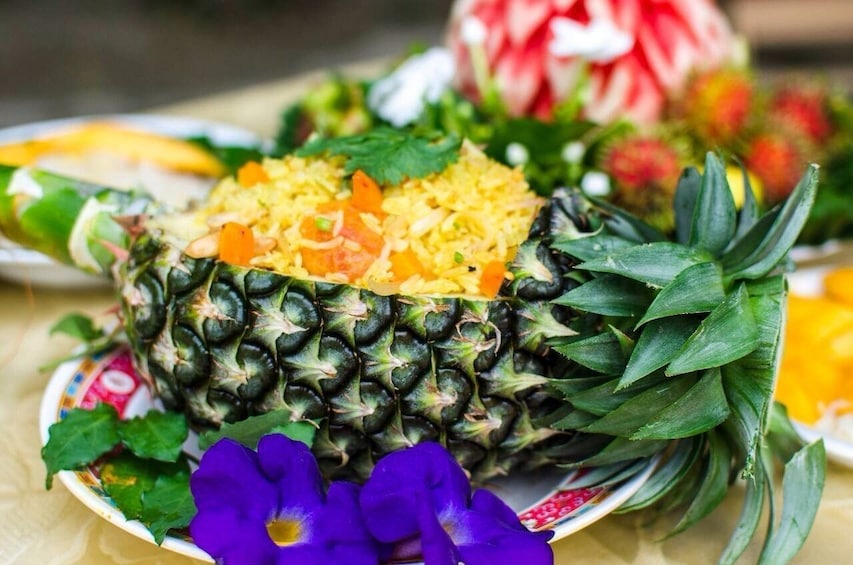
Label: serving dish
xmin=0 ymin=114 xmax=264 ymax=289
xmin=39 ymin=345 xmax=658 ymax=561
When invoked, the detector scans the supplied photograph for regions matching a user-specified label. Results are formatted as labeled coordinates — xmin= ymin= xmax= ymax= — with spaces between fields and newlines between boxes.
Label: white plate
xmin=39 ymin=346 xmax=658 ymax=562
xmin=0 ymin=114 xmax=265 ymax=289
xmin=786 ymin=265 xmax=853 ymax=467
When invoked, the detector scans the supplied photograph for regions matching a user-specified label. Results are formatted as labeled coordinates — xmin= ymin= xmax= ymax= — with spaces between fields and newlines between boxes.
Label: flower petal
xmin=190 ymin=508 xmax=279 ymax=565
xmin=257 ymin=433 xmax=326 ymax=511
xmin=361 ymin=443 xmax=472 ymax=542
xmin=190 ymin=438 xmax=277 ymax=519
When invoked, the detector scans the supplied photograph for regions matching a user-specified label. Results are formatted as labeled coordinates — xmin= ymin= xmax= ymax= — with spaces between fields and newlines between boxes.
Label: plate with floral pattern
xmin=39 ymin=346 xmax=658 ymax=561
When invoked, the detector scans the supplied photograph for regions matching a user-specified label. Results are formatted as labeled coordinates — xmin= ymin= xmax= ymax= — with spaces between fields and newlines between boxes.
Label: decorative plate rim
xmin=39 ymin=346 xmax=658 ymax=562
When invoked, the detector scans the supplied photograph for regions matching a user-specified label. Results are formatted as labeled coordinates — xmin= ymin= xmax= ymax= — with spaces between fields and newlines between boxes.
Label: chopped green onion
xmin=454 ymin=251 xmax=464 ymax=264
xmin=315 ymin=216 xmax=333 ymax=232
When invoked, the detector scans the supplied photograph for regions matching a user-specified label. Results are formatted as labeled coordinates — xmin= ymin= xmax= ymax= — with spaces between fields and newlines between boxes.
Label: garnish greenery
xmin=41 ymin=403 xmax=313 ymax=544
xmin=43 ymin=312 xmax=119 ymax=370
xmin=185 ymin=135 xmax=265 ymax=176
xmin=296 ymin=127 xmax=462 ymax=185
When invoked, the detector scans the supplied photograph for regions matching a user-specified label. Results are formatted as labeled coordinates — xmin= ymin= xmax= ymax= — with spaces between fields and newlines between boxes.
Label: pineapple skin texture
xmin=118 ymin=198 xmax=595 ymax=481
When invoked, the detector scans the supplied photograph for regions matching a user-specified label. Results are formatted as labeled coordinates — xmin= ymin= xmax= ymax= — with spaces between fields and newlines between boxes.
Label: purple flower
xmin=359 ymin=443 xmax=555 ymax=565
xmin=189 ymin=434 xmax=380 ymax=565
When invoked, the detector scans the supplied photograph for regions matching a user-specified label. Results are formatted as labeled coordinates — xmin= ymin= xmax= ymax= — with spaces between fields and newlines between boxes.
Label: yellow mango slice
xmin=0 ymin=122 xmax=225 ymax=178
xmin=825 ymin=267 xmax=853 ymax=308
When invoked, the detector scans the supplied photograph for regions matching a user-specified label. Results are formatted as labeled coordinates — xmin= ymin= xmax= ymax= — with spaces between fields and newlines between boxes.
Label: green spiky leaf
xmin=550 ymin=333 xmax=625 ymax=375
xmin=617 ymin=437 xmax=703 ymax=513
xmin=587 ymin=195 xmax=666 ymax=243
xmin=718 ymin=468 xmax=766 ymax=565
xmin=632 ymin=368 xmax=729 ymax=440
xmin=42 ymin=403 xmax=120 ymax=489
xmin=674 ymin=167 xmax=701 ymax=245
xmin=580 ymin=375 xmax=697 ymax=437
xmin=620 ymin=317 xmax=700 ymax=389
xmin=574 ymin=437 xmax=669 ymax=467
xmin=758 ymin=439 xmax=826 ymax=564
xmin=550 ymin=234 xmax=634 ymax=262
xmin=577 ymin=242 xmax=711 ymax=288
xmin=566 ymin=458 xmax=652 ymax=489
xmin=553 ymin=273 xmax=654 ymax=317
xmin=689 ymin=153 xmax=737 ymax=255
xmin=733 ymin=160 xmax=760 ymax=241
xmin=722 ymin=164 xmax=819 ymax=280
xmin=668 ymin=429 xmax=732 ymax=537
xmin=666 ymin=285 xmax=759 ymax=376
xmin=565 ymin=376 xmax=663 ymax=416
xmin=636 ymin=262 xmax=725 ymax=327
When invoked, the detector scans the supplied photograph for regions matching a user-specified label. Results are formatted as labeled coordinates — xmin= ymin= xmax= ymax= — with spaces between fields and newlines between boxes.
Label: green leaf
xmin=666 ymin=285 xmax=759 ymax=376
xmin=733 ymin=160 xmax=759 ymax=243
xmin=296 ymin=127 xmax=461 ymax=185
xmin=620 ymin=317 xmax=700 ymax=389
xmin=185 ymin=135 xmax=265 ymax=175
xmin=269 ymin=422 xmax=317 ymax=448
xmin=566 ymin=375 xmax=666 ymax=416
xmin=550 ymin=234 xmax=634 ymax=262
xmin=636 ymin=262 xmax=725 ymax=327
xmin=42 ymin=404 xmax=120 ymax=489
xmin=576 ymin=242 xmax=711 ymax=288
xmin=553 ymin=274 xmax=654 ymax=317
xmin=549 ymin=408 xmax=600 ymax=431
xmin=759 ymin=440 xmax=826 ymax=564
xmin=723 ymin=164 xmax=819 ymax=281
xmin=567 ymin=458 xmax=652 ymax=489
xmin=719 ymin=470 xmax=766 ymax=565
xmin=674 ymin=167 xmax=701 ymax=245
xmin=632 ymin=368 xmax=729 ymax=440
xmin=100 ymin=452 xmax=189 ymax=521
xmin=139 ymin=469 xmax=196 ymax=545
xmin=198 ymin=408 xmax=315 ymax=450
xmin=118 ymin=411 xmax=189 ymax=463
xmin=689 ymin=153 xmax=737 ymax=255
xmin=587 ymin=195 xmax=666 ymax=243
xmin=580 ymin=375 xmax=697 ymax=437
xmin=576 ymin=437 xmax=669 ymax=467
xmin=668 ymin=429 xmax=732 ymax=536
xmin=550 ymin=333 xmax=625 ymax=375
xmin=49 ymin=312 xmax=103 ymax=342
xmin=617 ymin=437 xmax=703 ymax=513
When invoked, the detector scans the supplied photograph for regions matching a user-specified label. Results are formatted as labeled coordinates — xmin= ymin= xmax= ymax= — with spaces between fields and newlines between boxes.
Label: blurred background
xmin=1 ymin=0 xmax=851 ymax=129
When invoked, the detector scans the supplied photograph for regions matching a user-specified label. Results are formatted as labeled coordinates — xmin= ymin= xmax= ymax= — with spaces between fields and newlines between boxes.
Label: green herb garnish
xmin=296 ymin=127 xmax=461 ymax=185
xmin=453 ymin=251 xmax=464 ymax=263
xmin=315 ymin=216 xmax=333 ymax=232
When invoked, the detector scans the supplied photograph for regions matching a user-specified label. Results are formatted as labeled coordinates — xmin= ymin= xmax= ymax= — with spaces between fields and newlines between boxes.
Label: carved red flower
xmin=447 ymin=0 xmax=734 ymax=124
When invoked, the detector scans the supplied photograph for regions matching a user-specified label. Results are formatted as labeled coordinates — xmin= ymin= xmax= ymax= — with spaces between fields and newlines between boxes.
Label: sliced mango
xmin=825 ymin=267 xmax=853 ymax=308
xmin=0 ymin=122 xmax=225 ymax=178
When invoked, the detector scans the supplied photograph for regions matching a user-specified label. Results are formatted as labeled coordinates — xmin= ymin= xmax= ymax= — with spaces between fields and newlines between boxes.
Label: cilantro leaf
xmin=118 ymin=410 xmax=189 ymax=463
xmin=100 ymin=452 xmax=188 ymax=521
xmin=198 ymin=409 xmax=316 ymax=450
xmin=140 ymin=467 xmax=196 ymax=545
xmin=296 ymin=127 xmax=461 ymax=185
xmin=42 ymin=403 xmax=120 ymax=489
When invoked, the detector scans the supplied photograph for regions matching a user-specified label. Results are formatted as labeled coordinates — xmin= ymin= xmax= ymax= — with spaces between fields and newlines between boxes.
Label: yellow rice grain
xmin=178 ymin=142 xmax=543 ymax=297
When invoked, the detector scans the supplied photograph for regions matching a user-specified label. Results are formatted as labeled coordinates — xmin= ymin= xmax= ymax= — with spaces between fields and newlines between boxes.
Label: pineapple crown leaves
xmin=545 ymin=152 xmax=824 ymax=563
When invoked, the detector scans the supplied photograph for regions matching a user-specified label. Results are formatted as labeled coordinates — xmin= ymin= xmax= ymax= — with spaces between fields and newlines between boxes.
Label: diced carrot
xmin=479 ymin=260 xmax=507 ymax=298
xmin=219 ymin=222 xmax=255 ymax=266
xmin=389 ymin=249 xmax=428 ymax=281
xmin=237 ymin=161 xmax=269 ymax=188
xmin=350 ymin=169 xmax=383 ymax=215
xmin=299 ymin=202 xmax=384 ymax=279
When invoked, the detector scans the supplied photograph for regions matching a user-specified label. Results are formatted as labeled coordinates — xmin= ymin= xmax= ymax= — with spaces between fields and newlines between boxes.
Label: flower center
xmin=266 ymin=518 xmax=303 ymax=547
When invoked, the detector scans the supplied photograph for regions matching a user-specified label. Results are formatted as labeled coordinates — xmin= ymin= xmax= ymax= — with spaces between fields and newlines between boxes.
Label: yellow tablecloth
xmin=2 ymin=67 xmax=853 ymax=564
